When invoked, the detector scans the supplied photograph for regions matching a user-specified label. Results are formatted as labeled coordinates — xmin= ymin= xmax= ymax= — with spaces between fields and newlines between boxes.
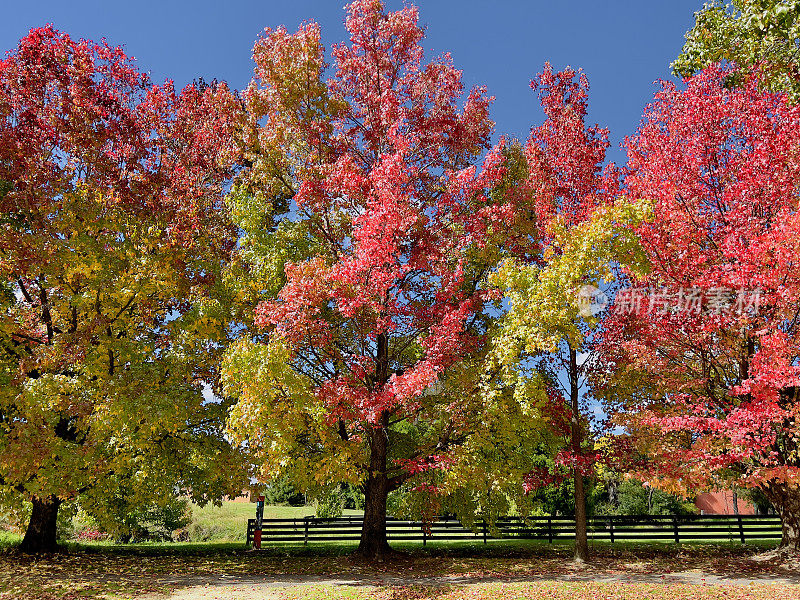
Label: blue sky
xmin=1 ymin=1 xmax=701 ymax=163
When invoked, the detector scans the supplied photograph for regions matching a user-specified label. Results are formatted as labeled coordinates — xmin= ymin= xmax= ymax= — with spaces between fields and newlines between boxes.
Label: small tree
xmin=489 ymin=65 xmax=649 ymax=561
xmin=91 ymin=496 xmax=193 ymax=543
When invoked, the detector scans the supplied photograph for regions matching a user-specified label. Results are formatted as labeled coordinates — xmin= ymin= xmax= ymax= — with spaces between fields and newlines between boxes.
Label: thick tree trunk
xmin=763 ymin=483 xmax=800 ymax=551
xmin=20 ymin=495 xmax=61 ymax=553
xmin=359 ymin=469 xmax=391 ymax=560
xmin=778 ymin=511 xmax=800 ymax=551
xmin=357 ymin=410 xmax=393 ymax=560
xmin=569 ymin=346 xmax=589 ymax=562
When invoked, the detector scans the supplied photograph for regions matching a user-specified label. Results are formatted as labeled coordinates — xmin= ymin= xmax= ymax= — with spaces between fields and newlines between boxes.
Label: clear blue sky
xmin=1 ymin=0 xmax=701 ymax=163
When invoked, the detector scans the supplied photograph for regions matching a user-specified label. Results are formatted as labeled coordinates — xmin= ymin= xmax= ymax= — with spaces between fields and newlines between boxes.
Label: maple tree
xmin=488 ymin=65 xmax=649 ymax=561
xmin=0 ymin=27 xmax=248 ymax=552
xmin=595 ymin=65 xmax=800 ymax=550
xmin=222 ymin=0 xmax=541 ymax=559
xmin=673 ymin=0 xmax=800 ymax=99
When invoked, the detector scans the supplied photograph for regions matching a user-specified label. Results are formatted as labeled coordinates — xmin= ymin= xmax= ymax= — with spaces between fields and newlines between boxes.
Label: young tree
xmin=222 ymin=0 xmax=534 ymax=560
xmin=489 ymin=65 xmax=649 ymax=561
xmin=0 ymin=27 xmax=248 ymax=552
xmin=596 ymin=66 xmax=800 ymax=550
xmin=673 ymin=0 xmax=800 ymax=99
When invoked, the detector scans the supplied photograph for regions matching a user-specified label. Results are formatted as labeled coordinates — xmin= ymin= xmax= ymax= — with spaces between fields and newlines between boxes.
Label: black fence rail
xmin=246 ymin=514 xmax=783 ymax=548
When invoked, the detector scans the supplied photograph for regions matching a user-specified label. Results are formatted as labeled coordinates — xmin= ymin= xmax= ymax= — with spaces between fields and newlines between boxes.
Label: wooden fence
xmin=246 ymin=514 xmax=783 ymax=548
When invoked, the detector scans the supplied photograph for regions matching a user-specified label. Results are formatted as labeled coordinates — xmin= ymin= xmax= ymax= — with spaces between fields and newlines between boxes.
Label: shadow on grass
xmin=0 ymin=534 xmax=797 ymax=600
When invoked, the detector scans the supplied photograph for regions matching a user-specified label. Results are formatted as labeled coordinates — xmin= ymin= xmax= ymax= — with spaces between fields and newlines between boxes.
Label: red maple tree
xmin=223 ymin=0 xmax=526 ymax=559
xmin=596 ymin=65 xmax=800 ymax=549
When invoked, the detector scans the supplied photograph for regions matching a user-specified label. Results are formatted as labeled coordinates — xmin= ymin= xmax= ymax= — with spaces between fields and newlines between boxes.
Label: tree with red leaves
xmin=0 ymin=27 xmax=247 ymax=552
xmin=596 ymin=65 xmax=800 ymax=550
xmin=222 ymin=0 xmax=532 ymax=560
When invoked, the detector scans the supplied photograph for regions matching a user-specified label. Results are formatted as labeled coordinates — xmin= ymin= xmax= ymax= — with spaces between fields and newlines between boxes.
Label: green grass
xmin=1 ymin=509 xmax=791 ymax=599
xmin=257 ymin=537 xmax=781 ymax=557
xmin=0 ymin=531 xmax=19 ymax=548
xmin=3 ymin=501 xmax=783 ymax=551
xmin=188 ymin=501 xmax=363 ymax=542
xmin=3 ymin=501 xmax=362 ymax=547
xmin=188 ymin=501 xmax=254 ymax=542
xmin=258 ymin=504 xmax=362 ymax=519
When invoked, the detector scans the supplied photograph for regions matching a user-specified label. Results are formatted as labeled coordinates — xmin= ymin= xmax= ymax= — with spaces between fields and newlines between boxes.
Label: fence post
xmin=548 ymin=517 xmax=553 ymax=544
xmin=304 ymin=517 xmax=309 ymax=546
xmin=483 ymin=520 xmax=488 ymax=544
xmin=254 ymin=495 xmax=264 ymax=550
xmin=608 ymin=516 xmax=615 ymax=544
xmin=738 ymin=516 xmax=746 ymax=544
xmin=673 ymin=516 xmax=680 ymax=544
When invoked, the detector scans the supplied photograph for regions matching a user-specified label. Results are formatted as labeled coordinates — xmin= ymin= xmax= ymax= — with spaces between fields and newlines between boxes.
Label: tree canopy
xmin=673 ymin=0 xmax=800 ymax=98
xmin=5 ymin=0 xmax=800 ymax=561
xmin=595 ymin=66 xmax=800 ymax=549
xmin=0 ymin=26 xmax=248 ymax=552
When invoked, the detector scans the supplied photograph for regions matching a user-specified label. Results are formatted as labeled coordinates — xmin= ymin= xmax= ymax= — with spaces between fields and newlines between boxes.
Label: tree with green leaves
xmin=673 ymin=0 xmax=800 ymax=98
xmin=489 ymin=65 xmax=650 ymax=562
xmin=0 ymin=27 xmax=248 ymax=552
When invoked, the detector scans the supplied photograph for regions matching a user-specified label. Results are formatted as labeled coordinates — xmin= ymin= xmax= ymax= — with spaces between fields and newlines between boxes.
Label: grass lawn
xmin=186 ymin=501 xmax=256 ymax=542
xmin=1 ymin=536 xmax=798 ymax=600
xmin=189 ymin=502 xmax=362 ymax=542
xmin=1 ymin=505 xmax=795 ymax=599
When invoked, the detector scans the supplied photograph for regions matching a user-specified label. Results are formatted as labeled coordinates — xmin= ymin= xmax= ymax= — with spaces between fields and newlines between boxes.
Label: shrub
xmin=90 ymin=496 xmax=193 ymax=542
xmin=315 ymin=484 xmax=364 ymax=518
xmin=75 ymin=528 xmax=109 ymax=542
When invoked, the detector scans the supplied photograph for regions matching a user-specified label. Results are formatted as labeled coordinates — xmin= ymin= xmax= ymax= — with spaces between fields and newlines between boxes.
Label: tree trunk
xmin=569 ymin=346 xmax=589 ymax=562
xmin=763 ymin=483 xmax=800 ymax=551
xmin=573 ymin=466 xmax=589 ymax=561
xmin=359 ymin=469 xmax=391 ymax=559
xmin=778 ymin=508 xmax=800 ymax=551
xmin=357 ymin=411 xmax=392 ymax=560
xmin=20 ymin=495 xmax=61 ymax=553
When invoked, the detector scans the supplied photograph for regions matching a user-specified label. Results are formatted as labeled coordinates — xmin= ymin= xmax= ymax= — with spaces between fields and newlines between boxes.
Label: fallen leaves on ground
xmin=1 ymin=543 xmax=798 ymax=600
